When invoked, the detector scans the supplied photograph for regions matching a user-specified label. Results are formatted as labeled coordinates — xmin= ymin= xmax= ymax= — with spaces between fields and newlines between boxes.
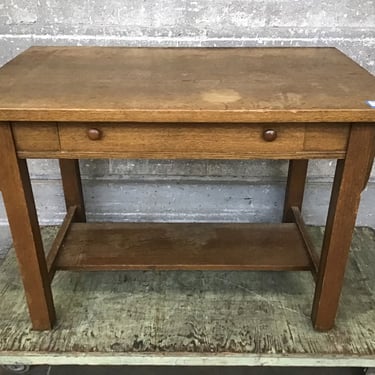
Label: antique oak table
xmin=0 ymin=47 xmax=374 ymax=332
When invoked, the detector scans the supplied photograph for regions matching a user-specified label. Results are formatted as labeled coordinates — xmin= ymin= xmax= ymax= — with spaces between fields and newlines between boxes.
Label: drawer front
xmin=12 ymin=122 xmax=60 ymax=152
xmin=58 ymin=123 xmax=305 ymax=159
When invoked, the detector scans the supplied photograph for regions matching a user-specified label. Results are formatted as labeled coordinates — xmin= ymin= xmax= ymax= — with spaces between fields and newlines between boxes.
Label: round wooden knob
xmin=87 ymin=128 xmax=102 ymax=140
xmin=263 ymin=129 xmax=277 ymax=142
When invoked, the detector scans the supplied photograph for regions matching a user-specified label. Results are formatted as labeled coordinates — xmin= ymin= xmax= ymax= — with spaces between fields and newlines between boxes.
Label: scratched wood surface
xmin=0 ymin=226 xmax=375 ymax=366
xmin=1 ymin=47 xmax=375 ymax=123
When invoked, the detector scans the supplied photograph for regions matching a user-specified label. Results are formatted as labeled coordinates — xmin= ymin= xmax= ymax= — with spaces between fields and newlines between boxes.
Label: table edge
xmin=1 ymin=109 xmax=375 ymax=123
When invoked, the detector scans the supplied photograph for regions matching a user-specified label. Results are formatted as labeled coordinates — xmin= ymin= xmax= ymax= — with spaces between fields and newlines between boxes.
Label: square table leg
xmin=0 ymin=123 xmax=55 ymax=330
xmin=283 ymin=159 xmax=309 ymax=222
xmin=59 ymin=159 xmax=86 ymax=222
xmin=312 ymin=124 xmax=375 ymax=331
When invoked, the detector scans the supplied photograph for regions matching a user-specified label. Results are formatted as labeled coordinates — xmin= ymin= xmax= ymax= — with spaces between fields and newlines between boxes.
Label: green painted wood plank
xmin=0 ymin=226 xmax=375 ymax=366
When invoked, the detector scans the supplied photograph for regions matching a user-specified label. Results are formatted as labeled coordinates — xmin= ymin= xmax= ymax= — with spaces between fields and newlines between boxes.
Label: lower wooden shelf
xmin=2 ymin=226 xmax=375 ymax=366
xmin=54 ymin=222 xmax=313 ymax=271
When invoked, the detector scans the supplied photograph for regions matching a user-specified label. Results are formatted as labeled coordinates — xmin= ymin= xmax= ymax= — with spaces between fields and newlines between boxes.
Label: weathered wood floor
xmin=0 ymin=226 xmax=375 ymax=367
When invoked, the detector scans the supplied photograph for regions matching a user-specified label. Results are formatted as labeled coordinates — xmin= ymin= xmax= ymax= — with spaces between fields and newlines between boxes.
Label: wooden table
xmin=0 ymin=47 xmax=374 ymax=332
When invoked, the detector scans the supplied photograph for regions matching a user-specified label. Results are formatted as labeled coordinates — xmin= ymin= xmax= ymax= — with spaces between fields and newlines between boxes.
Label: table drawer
xmin=58 ymin=123 xmax=305 ymax=159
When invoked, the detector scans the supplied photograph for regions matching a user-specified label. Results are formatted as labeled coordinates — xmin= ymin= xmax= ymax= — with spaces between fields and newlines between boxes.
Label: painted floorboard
xmin=0 ymin=227 xmax=375 ymax=366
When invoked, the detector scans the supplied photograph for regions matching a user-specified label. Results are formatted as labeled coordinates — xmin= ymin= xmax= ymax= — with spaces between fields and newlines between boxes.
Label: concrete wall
xmin=1 ymin=0 xmax=375 ymax=234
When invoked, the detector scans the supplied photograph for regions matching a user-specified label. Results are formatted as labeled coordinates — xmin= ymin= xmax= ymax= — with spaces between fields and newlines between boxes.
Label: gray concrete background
xmin=0 ymin=1 xmax=375 ymax=242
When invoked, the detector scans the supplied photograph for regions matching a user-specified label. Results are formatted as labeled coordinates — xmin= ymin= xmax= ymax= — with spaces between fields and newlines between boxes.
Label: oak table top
xmin=0 ymin=46 xmax=375 ymax=123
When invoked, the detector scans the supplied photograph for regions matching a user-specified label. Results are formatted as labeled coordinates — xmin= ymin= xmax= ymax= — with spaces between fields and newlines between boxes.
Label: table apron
xmin=10 ymin=122 xmax=350 ymax=160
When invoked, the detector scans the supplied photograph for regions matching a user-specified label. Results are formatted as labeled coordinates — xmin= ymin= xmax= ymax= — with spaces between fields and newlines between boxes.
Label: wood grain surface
xmin=11 ymin=122 xmax=60 ymax=151
xmin=282 ymin=160 xmax=308 ymax=222
xmin=1 ymin=47 xmax=375 ymax=123
xmin=54 ymin=222 xmax=312 ymax=271
xmin=0 ymin=124 xmax=55 ymax=330
xmin=12 ymin=121 xmax=350 ymax=160
xmin=312 ymin=124 xmax=375 ymax=331
xmin=58 ymin=160 xmax=86 ymax=222
xmin=58 ymin=122 xmax=306 ymax=158
xmin=0 ymin=226 xmax=375 ymax=365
